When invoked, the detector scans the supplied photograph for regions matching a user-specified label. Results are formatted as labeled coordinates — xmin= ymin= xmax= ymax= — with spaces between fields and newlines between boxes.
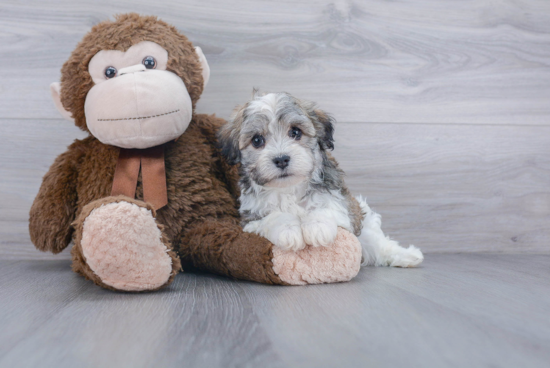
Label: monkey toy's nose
xmin=118 ymin=64 xmax=146 ymax=76
xmin=273 ymin=155 xmax=290 ymax=169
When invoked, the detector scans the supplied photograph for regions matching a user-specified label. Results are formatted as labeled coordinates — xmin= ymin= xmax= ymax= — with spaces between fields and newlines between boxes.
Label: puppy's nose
xmin=273 ymin=155 xmax=290 ymax=169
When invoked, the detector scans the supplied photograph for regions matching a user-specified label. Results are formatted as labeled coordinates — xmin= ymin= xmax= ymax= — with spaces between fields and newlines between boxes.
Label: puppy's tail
xmin=355 ymin=195 xmax=424 ymax=267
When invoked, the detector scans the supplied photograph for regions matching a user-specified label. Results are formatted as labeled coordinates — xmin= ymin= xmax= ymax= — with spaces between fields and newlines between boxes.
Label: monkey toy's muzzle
xmin=84 ymin=64 xmax=193 ymax=149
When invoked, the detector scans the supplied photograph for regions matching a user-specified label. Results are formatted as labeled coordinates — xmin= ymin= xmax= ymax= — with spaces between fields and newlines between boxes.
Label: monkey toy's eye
xmin=289 ymin=127 xmax=302 ymax=140
xmin=251 ymin=134 xmax=265 ymax=148
xmin=104 ymin=66 xmax=117 ymax=79
xmin=142 ymin=56 xmax=157 ymax=69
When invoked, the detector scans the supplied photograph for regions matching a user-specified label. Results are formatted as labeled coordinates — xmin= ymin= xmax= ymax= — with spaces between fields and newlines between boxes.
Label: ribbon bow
xmin=111 ymin=145 xmax=168 ymax=210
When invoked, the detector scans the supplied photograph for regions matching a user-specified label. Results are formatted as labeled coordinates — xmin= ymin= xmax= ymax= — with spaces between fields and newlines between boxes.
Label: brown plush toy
xmin=29 ymin=13 xmax=363 ymax=292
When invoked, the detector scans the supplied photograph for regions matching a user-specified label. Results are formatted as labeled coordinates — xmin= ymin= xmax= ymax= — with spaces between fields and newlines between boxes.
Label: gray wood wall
xmin=1 ymin=0 xmax=549 ymax=259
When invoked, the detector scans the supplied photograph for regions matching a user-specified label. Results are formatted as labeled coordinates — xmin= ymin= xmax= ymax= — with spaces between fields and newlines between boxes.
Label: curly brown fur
xmin=29 ymin=142 xmax=85 ymax=253
xmin=178 ymin=217 xmax=287 ymax=284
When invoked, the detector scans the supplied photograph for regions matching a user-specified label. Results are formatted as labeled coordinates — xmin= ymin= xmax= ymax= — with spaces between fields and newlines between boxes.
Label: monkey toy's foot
xmin=72 ymin=196 xmax=180 ymax=292
xmin=271 ymin=228 xmax=362 ymax=285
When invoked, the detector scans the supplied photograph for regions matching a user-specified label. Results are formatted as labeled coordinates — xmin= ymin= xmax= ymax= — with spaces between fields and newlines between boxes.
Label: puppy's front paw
xmin=275 ymin=224 xmax=306 ymax=251
xmin=302 ymin=219 xmax=338 ymax=247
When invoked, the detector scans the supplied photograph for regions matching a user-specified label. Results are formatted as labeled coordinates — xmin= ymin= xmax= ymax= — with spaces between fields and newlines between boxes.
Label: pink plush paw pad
xmin=272 ymin=228 xmax=362 ymax=285
xmin=81 ymin=201 xmax=173 ymax=291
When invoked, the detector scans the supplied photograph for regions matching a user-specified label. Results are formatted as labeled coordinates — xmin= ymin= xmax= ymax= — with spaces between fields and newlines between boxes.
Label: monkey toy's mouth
xmin=85 ymin=69 xmax=192 ymax=149
xmin=97 ymin=109 xmax=181 ymax=122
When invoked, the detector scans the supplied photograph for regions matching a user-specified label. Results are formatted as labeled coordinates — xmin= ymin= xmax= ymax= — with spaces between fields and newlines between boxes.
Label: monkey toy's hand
xmin=272 ymin=227 xmax=362 ymax=285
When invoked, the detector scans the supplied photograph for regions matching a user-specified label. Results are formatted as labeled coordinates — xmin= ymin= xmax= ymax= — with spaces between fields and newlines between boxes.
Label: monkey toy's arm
xmin=177 ymin=216 xmax=362 ymax=286
xmin=177 ymin=217 xmax=288 ymax=285
xmin=29 ymin=141 xmax=84 ymax=254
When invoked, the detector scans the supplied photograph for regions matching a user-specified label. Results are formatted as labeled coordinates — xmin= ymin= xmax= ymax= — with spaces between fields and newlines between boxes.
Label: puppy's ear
xmin=310 ymin=109 xmax=335 ymax=151
xmin=217 ymin=107 xmax=244 ymax=165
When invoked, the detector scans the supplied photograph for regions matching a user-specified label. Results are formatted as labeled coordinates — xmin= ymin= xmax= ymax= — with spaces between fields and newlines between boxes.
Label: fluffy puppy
xmin=218 ymin=91 xmax=423 ymax=267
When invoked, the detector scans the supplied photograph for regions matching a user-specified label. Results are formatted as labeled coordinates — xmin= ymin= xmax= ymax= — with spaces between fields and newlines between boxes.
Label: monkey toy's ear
xmin=194 ymin=47 xmax=210 ymax=89
xmin=50 ymin=82 xmax=74 ymax=122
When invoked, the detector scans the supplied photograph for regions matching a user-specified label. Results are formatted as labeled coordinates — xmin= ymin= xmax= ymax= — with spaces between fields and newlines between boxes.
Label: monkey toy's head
xmin=51 ymin=13 xmax=210 ymax=149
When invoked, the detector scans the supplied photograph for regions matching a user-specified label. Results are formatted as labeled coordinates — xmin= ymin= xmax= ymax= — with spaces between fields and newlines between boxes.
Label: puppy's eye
xmin=142 ymin=56 xmax=156 ymax=69
xmin=104 ymin=66 xmax=117 ymax=79
xmin=251 ymin=134 xmax=265 ymax=148
xmin=289 ymin=127 xmax=302 ymax=140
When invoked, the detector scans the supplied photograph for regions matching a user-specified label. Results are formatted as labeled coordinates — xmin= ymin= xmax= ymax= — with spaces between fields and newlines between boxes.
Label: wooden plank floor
xmin=0 ymin=254 xmax=549 ymax=368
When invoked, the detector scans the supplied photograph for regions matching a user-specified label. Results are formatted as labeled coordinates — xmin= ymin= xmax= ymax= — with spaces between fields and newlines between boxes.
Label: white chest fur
xmin=240 ymin=182 xmax=353 ymax=250
xmin=240 ymin=182 xmax=309 ymax=218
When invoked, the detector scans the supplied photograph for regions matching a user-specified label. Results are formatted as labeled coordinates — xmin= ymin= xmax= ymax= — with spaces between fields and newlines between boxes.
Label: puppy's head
xmin=218 ymin=91 xmax=335 ymax=188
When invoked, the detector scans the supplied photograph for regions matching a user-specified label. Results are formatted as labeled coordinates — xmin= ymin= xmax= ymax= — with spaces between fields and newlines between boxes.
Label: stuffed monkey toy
xmin=29 ymin=14 xmax=363 ymax=292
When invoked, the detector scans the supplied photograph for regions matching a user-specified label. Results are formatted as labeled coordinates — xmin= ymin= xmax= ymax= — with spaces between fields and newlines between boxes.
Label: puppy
xmin=218 ymin=91 xmax=423 ymax=267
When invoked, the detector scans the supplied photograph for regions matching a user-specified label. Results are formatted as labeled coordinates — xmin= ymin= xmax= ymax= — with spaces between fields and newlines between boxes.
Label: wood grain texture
xmin=1 ymin=118 xmax=548 ymax=259
xmin=1 ymin=255 xmax=549 ymax=368
xmin=1 ymin=0 xmax=550 ymax=124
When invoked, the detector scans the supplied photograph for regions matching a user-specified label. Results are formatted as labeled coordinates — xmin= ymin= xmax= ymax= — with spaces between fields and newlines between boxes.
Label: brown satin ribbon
xmin=111 ymin=145 xmax=168 ymax=210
